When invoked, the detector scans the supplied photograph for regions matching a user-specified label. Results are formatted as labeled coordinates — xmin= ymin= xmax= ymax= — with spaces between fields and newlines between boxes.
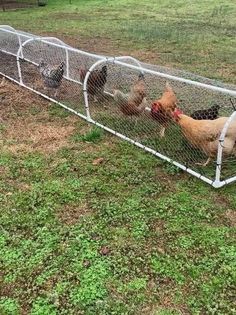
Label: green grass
xmin=0 ymin=1 xmax=236 ymax=314
xmin=73 ymin=127 xmax=104 ymax=143
xmin=0 ymin=121 xmax=236 ymax=314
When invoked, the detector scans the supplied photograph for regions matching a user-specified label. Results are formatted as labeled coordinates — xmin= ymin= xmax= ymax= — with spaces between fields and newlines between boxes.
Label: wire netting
xmin=87 ymin=60 xmax=236 ymax=183
xmin=1 ymin=25 xmax=236 ymax=187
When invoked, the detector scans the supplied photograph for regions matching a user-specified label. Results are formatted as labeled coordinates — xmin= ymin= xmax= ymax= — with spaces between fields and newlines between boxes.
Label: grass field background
xmin=0 ymin=1 xmax=236 ymax=314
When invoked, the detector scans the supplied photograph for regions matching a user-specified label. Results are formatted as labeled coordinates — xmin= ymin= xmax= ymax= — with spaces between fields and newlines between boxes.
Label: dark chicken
xmin=79 ymin=65 xmax=107 ymax=102
xmin=190 ymin=104 xmax=220 ymax=120
xmin=39 ymin=59 xmax=65 ymax=97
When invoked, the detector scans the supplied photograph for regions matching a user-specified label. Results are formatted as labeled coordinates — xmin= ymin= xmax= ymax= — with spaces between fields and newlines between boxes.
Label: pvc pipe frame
xmin=1 ymin=26 xmax=236 ymax=188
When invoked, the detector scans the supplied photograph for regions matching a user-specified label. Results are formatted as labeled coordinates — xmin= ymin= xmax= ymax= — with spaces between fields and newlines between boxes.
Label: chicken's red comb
xmin=174 ymin=108 xmax=183 ymax=116
xmin=151 ymin=101 xmax=161 ymax=109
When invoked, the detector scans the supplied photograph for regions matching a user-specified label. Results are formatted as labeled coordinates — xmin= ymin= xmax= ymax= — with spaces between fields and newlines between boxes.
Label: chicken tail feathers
xmin=101 ymin=65 xmax=108 ymax=76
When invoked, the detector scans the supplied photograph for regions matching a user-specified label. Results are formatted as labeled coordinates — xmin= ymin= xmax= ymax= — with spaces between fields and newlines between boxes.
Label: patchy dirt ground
xmin=57 ymin=203 xmax=92 ymax=225
xmin=225 ymin=209 xmax=236 ymax=227
xmin=0 ymin=77 xmax=78 ymax=154
xmin=38 ymin=31 xmax=161 ymax=65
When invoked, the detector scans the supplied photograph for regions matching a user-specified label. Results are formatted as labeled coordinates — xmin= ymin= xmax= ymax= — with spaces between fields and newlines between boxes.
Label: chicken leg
xmin=196 ymin=157 xmax=211 ymax=167
xmin=160 ymin=126 xmax=166 ymax=138
xmin=133 ymin=116 xmax=139 ymax=126
xmin=54 ymin=89 xmax=59 ymax=98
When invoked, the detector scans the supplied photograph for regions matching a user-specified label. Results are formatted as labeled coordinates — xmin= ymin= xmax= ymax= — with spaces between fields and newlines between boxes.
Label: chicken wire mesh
xmin=86 ymin=60 xmax=236 ymax=184
xmin=1 ymin=25 xmax=236 ymax=188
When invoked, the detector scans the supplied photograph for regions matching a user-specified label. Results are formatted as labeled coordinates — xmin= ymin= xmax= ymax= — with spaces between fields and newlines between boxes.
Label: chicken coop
xmin=1 ymin=25 xmax=236 ymax=188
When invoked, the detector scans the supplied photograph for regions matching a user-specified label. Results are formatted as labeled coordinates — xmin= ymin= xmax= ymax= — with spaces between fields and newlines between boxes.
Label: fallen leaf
xmin=99 ymin=246 xmax=111 ymax=256
xmin=83 ymin=259 xmax=91 ymax=268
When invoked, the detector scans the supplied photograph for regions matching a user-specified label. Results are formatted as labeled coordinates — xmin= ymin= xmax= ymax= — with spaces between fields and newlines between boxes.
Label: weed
xmin=72 ymin=127 xmax=104 ymax=143
xmin=30 ymin=297 xmax=57 ymax=315
xmin=0 ymin=298 xmax=20 ymax=315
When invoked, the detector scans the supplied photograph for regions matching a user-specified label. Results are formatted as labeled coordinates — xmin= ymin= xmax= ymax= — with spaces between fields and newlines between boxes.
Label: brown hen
xmin=151 ymin=82 xmax=178 ymax=137
xmin=113 ymin=73 xmax=148 ymax=122
xmin=173 ymin=108 xmax=236 ymax=166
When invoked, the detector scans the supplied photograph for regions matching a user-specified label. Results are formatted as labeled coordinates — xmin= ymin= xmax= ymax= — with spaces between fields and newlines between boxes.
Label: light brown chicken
xmin=113 ymin=73 xmax=148 ymax=122
xmin=151 ymin=82 xmax=178 ymax=137
xmin=173 ymin=108 xmax=236 ymax=166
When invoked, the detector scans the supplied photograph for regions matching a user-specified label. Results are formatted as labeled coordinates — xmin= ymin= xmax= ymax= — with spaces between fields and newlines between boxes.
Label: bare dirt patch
xmin=57 ymin=203 xmax=92 ymax=225
xmin=4 ymin=121 xmax=76 ymax=154
xmin=225 ymin=210 xmax=236 ymax=227
xmin=0 ymin=78 xmax=78 ymax=154
xmin=0 ymin=76 xmax=49 ymax=119
xmin=214 ymin=195 xmax=231 ymax=208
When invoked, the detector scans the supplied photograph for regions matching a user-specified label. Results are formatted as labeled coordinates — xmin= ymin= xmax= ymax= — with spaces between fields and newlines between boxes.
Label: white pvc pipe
xmin=19 ymin=35 xmax=104 ymax=60
xmin=0 ymin=71 xmax=88 ymax=120
xmin=65 ymin=48 xmax=69 ymax=78
xmin=0 ymin=26 xmax=33 ymax=39
xmin=0 ymin=48 xmax=17 ymax=57
xmin=214 ymin=111 xmax=236 ymax=184
xmin=0 ymin=48 xmax=83 ymax=87
xmin=0 ymin=25 xmax=23 ymax=58
xmin=22 ymin=36 xmax=70 ymax=80
xmin=3 ymin=26 xmax=236 ymax=97
xmin=0 ymin=25 xmax=17 ymax=31
xmin=113 ymin=60 xmax=236 ymax=97
xmin=222 ymin=175 xmax=236 ymax=186
xmin=0 ymin=27 xmax=105 ymax=60
xmin=115 ymin=56 xmax=143 ymax=72
xmin=82 ymin=57 xmax=109 ymax=120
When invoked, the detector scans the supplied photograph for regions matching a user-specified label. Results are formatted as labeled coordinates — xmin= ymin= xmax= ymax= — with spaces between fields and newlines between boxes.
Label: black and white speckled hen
xmin=39 ymin=59 xmax=65 ymax=97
